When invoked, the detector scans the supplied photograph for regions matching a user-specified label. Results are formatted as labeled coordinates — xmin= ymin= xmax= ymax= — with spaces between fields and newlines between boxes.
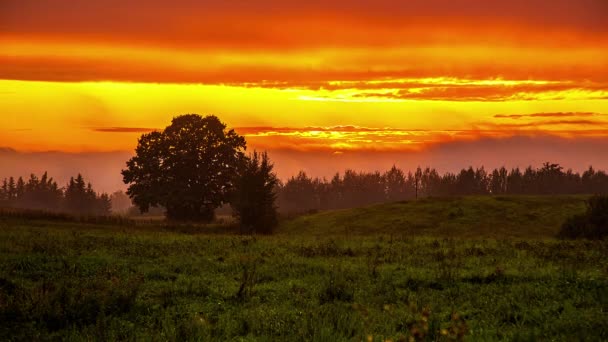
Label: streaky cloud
xmin=92 ymin=127 xmax=158 ymax=133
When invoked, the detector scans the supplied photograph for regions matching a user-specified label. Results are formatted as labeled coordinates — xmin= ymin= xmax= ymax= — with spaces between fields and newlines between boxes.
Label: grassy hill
xmin=2 ymin=195 xmax=606 ymax=340
xmin=279 ymin=195 xmax=589 ymax=239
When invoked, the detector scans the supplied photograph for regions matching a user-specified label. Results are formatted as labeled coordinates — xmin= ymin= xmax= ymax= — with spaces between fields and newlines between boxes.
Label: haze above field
xmin=1 ymin=0 xmax=607 ymax=190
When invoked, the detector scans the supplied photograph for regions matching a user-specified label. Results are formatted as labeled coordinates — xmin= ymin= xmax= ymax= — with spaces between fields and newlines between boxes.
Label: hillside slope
xmin=279 ymin=195 xmax=588 ymax=239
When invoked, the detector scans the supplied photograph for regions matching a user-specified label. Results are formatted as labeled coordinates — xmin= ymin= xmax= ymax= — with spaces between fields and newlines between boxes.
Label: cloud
xmin=494 ymin=112 xmax=601 ymax=119
xmin=0 ymin=147 xmax=17 ymax=153
xmin=2 ymin=0 xmax=607 ymax=46
xmin=1 ymin=1 xmax=607 ymax=86
xmin=85 ymin=118 xmax=608 ymax=156
xmin=348 ymin=83 xmax=608 ymax=102
xmin=2 ymin=47 xmax=607 ymax=87
xmin=235 ymin=115 xmax=608 ymax=153
xmin=92 ymin=127 xmax=157 ymax=133
xmin=476 ymin=120 xmax=608 ymax=129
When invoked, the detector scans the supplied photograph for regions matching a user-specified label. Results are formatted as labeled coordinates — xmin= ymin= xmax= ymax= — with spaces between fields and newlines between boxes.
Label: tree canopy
xmin=122 ymin=114 xmax=246 ymax=221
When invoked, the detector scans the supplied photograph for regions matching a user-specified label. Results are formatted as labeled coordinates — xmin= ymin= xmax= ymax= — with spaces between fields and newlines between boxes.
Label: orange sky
xmin=1 ymin=0 xmax=608 ymax=185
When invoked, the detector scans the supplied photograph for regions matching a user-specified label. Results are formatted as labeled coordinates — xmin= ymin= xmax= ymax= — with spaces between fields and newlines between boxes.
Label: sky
xmin=1 ymin=0 xmax=608 ymax=191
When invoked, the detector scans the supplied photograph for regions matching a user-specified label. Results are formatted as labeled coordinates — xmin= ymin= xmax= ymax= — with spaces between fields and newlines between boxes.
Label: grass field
xmin=1 ymin=196 xmax=607 ymax=341
xmin=280 ymin=196 xmax=590 ymax=238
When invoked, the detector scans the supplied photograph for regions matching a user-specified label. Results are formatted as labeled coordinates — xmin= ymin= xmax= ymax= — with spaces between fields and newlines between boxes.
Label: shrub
xmin=559 ymin=195 xmax=608 ymax=240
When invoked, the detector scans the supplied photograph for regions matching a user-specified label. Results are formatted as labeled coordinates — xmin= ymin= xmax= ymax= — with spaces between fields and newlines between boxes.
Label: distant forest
xmin=0 ymin=173 xmax=111 ymax=216
xmin=277 ymin=163 xmax=608 ymax=214
xmin=1 ymin=163 xmax=607 ymax=216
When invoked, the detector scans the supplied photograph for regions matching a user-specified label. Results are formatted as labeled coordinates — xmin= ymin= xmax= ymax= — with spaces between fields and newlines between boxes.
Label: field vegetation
xmin=1 ymin=196 xmax=606 ymax=341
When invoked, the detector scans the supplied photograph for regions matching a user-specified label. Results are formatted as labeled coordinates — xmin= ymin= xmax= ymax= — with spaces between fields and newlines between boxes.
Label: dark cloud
xmin=1 ymin=1 xmax=606 ymax=85
xmin=0 ymin=57 xmax=544 ymax=84
xmin=480 ymin=120 xmax=608 ymax=129
xmin=2 ymin=54 xmax=605 ymax=95
xmin=0 ymin=147 xmax=17 ymax=153
xmin=2 ymin=0 xmax=606 ymax=41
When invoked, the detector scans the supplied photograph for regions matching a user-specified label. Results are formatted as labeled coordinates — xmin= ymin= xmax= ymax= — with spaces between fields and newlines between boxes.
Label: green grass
xmin=280 ymin=196 xmax=589 ymax=238
xmin=1 ymin=196 xmax=607 ymax=341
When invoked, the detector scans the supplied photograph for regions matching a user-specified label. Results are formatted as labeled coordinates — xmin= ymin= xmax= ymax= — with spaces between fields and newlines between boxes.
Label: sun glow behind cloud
xmin=1 ymin=78 xmax=607 ymax=153
xmin=0 ymin=0 xmax=607 ymax=161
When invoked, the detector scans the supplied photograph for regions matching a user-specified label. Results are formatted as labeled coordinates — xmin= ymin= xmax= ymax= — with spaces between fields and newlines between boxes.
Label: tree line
xmin=3 ymin=114 xmax=607 ymax=233
xmin=276 ymin=163 xmax=608 ymax=214
xmin=0 ymin=173 xmax=111 ymax=216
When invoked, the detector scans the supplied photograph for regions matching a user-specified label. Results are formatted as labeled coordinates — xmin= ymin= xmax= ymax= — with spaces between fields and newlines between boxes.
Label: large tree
xmin=122 ymin=114 xmax=246 ymax=221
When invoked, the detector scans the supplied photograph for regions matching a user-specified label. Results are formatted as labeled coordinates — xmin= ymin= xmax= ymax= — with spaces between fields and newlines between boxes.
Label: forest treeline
xmin=277 ymin=163 xmax=608 ymax=213
xmin=0 ymin=173 xmax=111 ymax=216
xmin=1 ymin=163 xmax=608 ymax=217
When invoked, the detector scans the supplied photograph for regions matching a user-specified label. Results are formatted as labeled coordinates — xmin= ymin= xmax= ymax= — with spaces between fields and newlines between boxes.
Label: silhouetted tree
xmin=65 ymin=174 xmax=87 ymax=214
xmin=279 ymin=171 xmax=318 ymax=213
xmin=231 ymin=151 xmax=279 ymax=234
xmin=522 ymin=166 xmax=538 ymax=194
xmin=15 ymin=177 xmax=25 ymax=200
xmin=506 ymin=168 xmax=523 ymax=194
xmin=122 ymin=114 xmax=246 ymax=221
xmin=421 ymin=167 xmax=442 ymax=197
xmin=442 ymin=174 xmax=455 ymax=196
xmin=17 ymin=172 xmax=62 ymax=211
xmin=538 ymin=162 xmax=563 ymax=194
xmin=328 ymin=172 xmax=343 ymax=209
xmin=275 ymin=162 xmax=608 ymax=214
xmin=474 ymin=167 xmax=489 ymax=194
xmin=63 ymin=174 xmax=110 ymax=216
xmin=96 ymin=193 xmax=112 ymax=216
xmin=384 ymin=165 xmax=407 ymax=201
xmin=582 ymin=166 xmax=596 ymax=194
xmin=490 ymin=167 xmax=508 ymax=194
xmin=110 ymin=191 xmax=132 ymax=214
xmin=0 ymin=179 xmax=8 ymax=203
xmin=414 ymin=167 xmax=423 ymax=199
xmin=7 ymin=177 xmax=16 ymax=202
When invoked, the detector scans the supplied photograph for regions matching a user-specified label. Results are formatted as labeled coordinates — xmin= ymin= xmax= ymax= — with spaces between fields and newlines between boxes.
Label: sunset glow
xmin=1 ymin=0 xmax=608 ymax=181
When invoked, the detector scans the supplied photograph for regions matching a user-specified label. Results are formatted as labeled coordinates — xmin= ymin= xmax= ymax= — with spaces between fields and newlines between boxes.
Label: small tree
xmin=0 ymin=179 xmax=8 ymax=203
xmin=231 ymin=151 xmax=279 ymax=234
xmin=384 ymin=165 xmax=407 ymax=202
xmin=414 ymin=167 xmax=422 ymax=199
xmin=64 ymin=174 xmax=109 ymax=216
xmin=110 ymin=191 xmax=133 ymax=215
xmin=64 ymin=174 xmax=87 ymax=214
xmin=96 ymin=193 xmax=112 ymax=216
xmin=15 ymin=177 xmax=25 ymax=200
xmin=7 ymin=177 xmax=16 ymax=202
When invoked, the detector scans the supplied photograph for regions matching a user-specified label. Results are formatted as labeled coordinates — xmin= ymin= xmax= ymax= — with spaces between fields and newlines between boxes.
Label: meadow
xmin=1 ymin=196 xmax=607 ymax=341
